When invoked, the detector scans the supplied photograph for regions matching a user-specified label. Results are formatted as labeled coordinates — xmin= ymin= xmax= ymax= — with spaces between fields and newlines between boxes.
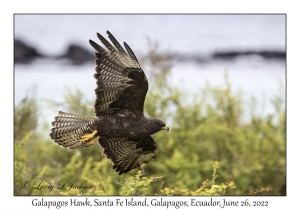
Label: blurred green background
xmin=14 ymin=44 xmax=285 ymax=196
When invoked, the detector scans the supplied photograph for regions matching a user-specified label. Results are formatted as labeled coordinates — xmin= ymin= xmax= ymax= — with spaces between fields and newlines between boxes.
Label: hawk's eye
xmin=161 ymin=123 xmax=165 ymax=127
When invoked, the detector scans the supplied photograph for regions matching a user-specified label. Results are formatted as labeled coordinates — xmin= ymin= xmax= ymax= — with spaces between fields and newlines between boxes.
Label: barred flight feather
xmin=49 ymin=112 xmax=97 ymax=149
xmin=98 ymin=136 xmax=156 ymax=175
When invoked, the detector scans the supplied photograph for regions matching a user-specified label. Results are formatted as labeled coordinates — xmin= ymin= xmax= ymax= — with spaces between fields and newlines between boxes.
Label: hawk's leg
xmin=138 ymin=160 xmax=147 ymax=175
xmin=80 ymin=130 xmax=99 ymax=147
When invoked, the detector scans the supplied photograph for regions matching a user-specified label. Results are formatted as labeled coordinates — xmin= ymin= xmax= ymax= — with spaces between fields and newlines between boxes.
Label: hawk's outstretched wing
xmin=89 ymin=31 xmax=148 ymax=116
xmin=98 ymin=136 xmax=157 ymax=175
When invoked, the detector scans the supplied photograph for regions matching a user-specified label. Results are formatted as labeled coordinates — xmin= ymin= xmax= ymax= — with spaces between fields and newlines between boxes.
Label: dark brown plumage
xmin=49 ymin=31 xmax=169 ymax=175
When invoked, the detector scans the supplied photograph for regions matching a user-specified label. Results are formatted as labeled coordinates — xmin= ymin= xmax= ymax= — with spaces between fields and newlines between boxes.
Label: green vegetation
xmin=14 ymin=45 xmax=285 ymax=196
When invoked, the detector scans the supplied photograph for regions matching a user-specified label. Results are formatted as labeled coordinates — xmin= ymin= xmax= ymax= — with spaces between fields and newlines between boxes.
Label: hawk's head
xmin=148 ymin=118 xmax=169 ymax=134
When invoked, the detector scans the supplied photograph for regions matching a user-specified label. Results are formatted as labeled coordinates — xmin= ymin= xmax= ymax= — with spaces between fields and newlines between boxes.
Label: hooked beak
xmin=162 ymin=124 xmax=169 ymax=132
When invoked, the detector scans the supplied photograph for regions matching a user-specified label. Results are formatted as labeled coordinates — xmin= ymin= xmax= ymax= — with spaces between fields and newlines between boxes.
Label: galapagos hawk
xmin=49 ymin=31 xmax=169 ymax=175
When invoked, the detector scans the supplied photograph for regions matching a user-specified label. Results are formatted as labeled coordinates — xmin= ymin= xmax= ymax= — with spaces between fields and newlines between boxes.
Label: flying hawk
xmin=49 ymin=31 xmax=169 ymax=175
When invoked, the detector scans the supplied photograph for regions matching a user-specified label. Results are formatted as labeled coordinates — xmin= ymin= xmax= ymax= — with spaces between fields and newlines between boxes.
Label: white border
xmin=2 ymin=0 xmax=299 ymax=209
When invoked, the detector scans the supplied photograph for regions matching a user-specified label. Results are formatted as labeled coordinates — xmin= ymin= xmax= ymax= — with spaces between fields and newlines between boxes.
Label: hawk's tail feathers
xmin=49 ymin=111 xmax=98 ymax=149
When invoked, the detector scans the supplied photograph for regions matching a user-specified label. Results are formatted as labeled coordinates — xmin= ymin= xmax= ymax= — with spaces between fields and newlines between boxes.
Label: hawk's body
xmin=50 ymin=31 xmax=169 ymax=175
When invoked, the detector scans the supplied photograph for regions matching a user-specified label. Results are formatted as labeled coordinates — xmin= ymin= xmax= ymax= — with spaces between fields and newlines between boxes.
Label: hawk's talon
xmin=80 ymin=130 xmax=99 ymax=147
